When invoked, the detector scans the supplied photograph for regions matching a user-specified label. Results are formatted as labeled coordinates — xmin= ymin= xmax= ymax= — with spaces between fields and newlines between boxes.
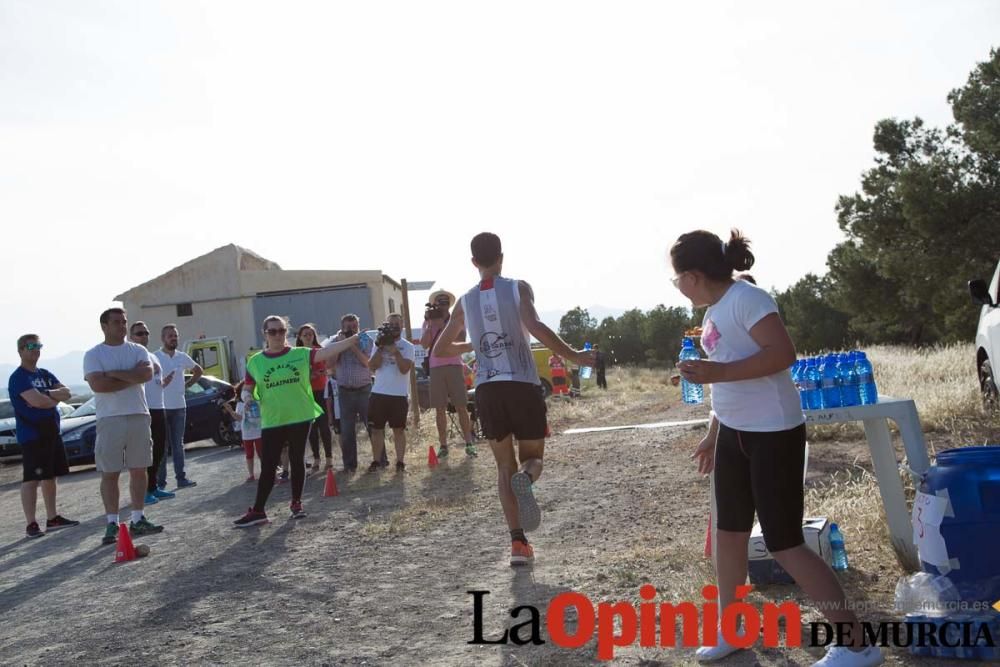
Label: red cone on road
xmin=427 ymin=446 xmax=439 ymax=468
xmin=115 ymin=523 xmax=137 ymax=563
xmin=323 ymin=468 xmax=339 ymax=497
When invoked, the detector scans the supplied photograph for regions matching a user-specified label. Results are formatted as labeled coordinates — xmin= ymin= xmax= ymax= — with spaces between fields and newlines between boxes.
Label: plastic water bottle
xmin=793 ymin=361 xmax=809 ymax=410
xmin=820 ymin=354 xmax=843 ymax=408
xmin=357 ymin=331 xmax=372 ymax=354
xmin=856 ymin=351 xmax=878 ymax=405
xmin=838 ymin=352 xmax=861 ymax=407
xmin=246 ymin=400 xmax=261 ymax=430
xmin=829 ymin=523 xmax=849 ymax=571
xmin=804 ymin=358 xmax=823 ymax=410
xmin=580 ymin=342 xmax=593 ymax=380
xmin=679 ymin=337 xmax=703 ymax=404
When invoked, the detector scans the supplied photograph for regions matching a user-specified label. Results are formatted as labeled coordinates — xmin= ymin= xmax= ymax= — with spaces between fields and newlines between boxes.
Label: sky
xmin=1 ymin=1 xmax=998 ymax=365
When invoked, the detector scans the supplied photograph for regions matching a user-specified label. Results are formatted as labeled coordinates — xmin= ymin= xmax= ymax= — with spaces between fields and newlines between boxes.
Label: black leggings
xmin=714 ymin=422 xmax=807 ymax=552
xmin=308 ymin=389 xmax=333 ymax=459
xmin=147 ymin=409 xmax=167 ymax=493
xmin=254 ymin=422 xmax=311 ymax=512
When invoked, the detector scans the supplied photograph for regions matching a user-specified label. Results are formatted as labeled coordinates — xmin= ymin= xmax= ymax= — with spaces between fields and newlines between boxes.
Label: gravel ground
xmin=0 ymin=396 xmax=939 ymax=666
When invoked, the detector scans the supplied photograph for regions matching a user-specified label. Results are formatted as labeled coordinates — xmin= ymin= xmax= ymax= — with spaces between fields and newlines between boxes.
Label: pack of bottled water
xmin=791 ymin=351 xmax=878 ymax=410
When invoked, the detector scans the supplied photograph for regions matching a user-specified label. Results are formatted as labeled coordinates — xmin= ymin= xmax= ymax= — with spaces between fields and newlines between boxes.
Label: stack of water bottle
xmin=792 ymin=351 xmax=878 ymax=410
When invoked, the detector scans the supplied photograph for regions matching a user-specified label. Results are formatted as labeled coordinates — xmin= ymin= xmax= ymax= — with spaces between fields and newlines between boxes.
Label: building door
xmin=252 ymin=284 xmax=372 ymax=347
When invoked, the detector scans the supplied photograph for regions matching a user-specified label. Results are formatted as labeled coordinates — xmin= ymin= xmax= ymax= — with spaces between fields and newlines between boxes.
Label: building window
xmin=176 ymin=303 xmax=193 ymax=317
xmin=388 ymin=298 xmax=396 ymax=314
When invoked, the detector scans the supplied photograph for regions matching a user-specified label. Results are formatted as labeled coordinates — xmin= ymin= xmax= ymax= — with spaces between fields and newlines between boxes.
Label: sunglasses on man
xmin=265 ymin=328 xmax=287 ymax=336
xmin=23 ymin=342 xmax=43 ymax=351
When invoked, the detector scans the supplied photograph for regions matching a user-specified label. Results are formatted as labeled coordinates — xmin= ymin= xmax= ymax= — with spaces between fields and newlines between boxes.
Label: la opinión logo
xmin=467 ymin=585 xmax=997 ymax=661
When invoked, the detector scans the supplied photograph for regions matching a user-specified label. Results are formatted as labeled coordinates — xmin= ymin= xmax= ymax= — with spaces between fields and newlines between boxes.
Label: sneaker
xmin=510 ymin=541 xmax=534 ymax=566
xmin=233 ymin=507 xmax=269 ymax=527
xmin=102 ymin=522 xmax=119 ymax=545
xmin=367 ymin=461 xmax=381 ymax=474
xmin=465 ymin=443 xmax=478 ymax=457
xmin=176 ymin=478 xmax=197 ymax=489
xmin=26 ymin=521 xmax=45 ymax=539
xmin=130 ymin=516 xmax=164 ymax=537
xmin=290 ymin=501 xmax=307 ymax=519
xmin=152 ymin=488 xmax=176 ymax=499
xmin=511 ymin=471 xmax=541 ymax=532
xmin=395 ymin=461 xmax=406 ymax=473
xmin=438 ymin=444 xmax=449 ymax=458
xmin=245 ymin=475 xmax=256 ymax=483
xmin=143 ymin=492 xmax=160 ymax=505
xmin=812 ymin=646 xmax=884 ymax=667
xmin=45 ymin=515 xmax=80 ymax=530
xmin=695 ymin=626 xmax=747 ymax=663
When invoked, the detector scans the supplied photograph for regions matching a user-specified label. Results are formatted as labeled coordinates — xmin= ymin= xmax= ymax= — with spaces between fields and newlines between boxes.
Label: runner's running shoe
xmin=290 ymin=501 xmax=307 ymax=519
xmin=130 ymin=517 xmax=164 ymax=537
xmin=26 ymin=522 xmax=44 ymax=539
xmin=102 ymin=522 xmax=119 ymax=545
xmin=510 ymin=541 xmax=534 ymax=566
xmin=511 ymin=471 xmax=541 ymax=532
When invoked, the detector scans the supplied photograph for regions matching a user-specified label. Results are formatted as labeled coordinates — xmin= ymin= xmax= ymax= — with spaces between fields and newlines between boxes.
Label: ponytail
xmin=671 ymin=228 xmax=755 ymax=281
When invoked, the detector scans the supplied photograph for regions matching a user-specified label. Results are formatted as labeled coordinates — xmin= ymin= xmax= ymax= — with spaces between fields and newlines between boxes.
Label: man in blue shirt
xmin=7 ymin=334 xmax=80 ymax=538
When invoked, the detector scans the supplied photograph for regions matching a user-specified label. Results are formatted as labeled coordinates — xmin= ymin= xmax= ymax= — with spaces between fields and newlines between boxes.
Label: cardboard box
xmin=747 ymin=517 xmax=833 ymax=586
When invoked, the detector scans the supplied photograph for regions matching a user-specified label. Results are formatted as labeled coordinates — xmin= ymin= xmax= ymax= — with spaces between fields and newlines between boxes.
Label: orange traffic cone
xmin=115 ymin=523 xmax=137 ymax=563
xmin=427 ymin=445 xmax=439 ymax=468
xmin=704 ymin=514 xmax=712 ymax=558
xmin=323 ymin=468 xmax=339 ymax=497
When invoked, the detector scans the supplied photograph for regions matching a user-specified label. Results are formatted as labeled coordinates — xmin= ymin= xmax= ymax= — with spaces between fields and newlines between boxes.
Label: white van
xmin=970 ymin=259 xmax=1000 ymax=410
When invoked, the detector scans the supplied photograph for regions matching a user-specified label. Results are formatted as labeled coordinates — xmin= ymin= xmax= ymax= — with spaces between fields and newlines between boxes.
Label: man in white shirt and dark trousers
xmin=128 ymin=322 xmax=177 ymax=505
xmin=154 ymin=324 xmax=202 ymax=490
xmin=366 ymin=314 xmax=415 ymax=473
xmin=83 ymin=308 xmax=165 ymax=546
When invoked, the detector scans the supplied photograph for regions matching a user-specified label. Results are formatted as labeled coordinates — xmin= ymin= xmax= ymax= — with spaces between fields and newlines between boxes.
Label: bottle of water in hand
xmin=580 ymin=342 xmax=593 ymax=380
xmin=679 ymin=337 xmax=704 ymax=405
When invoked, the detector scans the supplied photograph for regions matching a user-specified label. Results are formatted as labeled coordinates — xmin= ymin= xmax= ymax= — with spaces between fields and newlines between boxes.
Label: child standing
xmin=235 ymin=382 xmax=263 ymax=482
xmin=671 ymin=230 xmax=882 ymax=667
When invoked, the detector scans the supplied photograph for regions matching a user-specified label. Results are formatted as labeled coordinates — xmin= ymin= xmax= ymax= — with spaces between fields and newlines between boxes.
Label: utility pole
xmin=400 ymin=279 xmax=435 ymax=427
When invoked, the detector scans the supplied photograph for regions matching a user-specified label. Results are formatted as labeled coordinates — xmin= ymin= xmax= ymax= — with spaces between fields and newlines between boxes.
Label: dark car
xmin=59 ymin=375 xmax=239 ymax=465
xmin=0 ymin=398 xmax=76 ymax=459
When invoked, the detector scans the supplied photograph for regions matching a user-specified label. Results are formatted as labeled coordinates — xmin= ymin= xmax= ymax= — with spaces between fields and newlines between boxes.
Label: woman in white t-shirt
xmin=672 ymin=230 xmax=881 ymax=667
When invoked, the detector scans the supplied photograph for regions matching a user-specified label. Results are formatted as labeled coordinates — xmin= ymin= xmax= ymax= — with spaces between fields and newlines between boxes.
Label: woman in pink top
xmin=420 ymin=290 xmax=477 ymax=458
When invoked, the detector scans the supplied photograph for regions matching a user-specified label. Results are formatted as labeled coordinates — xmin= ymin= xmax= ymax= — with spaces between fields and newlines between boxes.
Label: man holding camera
xmin=366 ymin=313 xmax=415 ymax=473
xmin=420 ymin=290 xmax=477 ymax=458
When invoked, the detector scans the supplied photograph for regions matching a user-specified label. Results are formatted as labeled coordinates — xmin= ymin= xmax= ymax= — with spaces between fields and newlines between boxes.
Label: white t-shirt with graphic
xmin=701 ymin=280 xmax=804 ymax=432
xmin=83 ymin=341 xmax=155 ymax=418
xmin=369 ymin=338 xmax=416 ymax=397
xmin=153 ymin=349 xmax=198 ymax=410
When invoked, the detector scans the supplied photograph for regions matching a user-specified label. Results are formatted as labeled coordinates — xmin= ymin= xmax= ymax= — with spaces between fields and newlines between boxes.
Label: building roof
xmin=115 ymin=244 xmax=280 ymax=301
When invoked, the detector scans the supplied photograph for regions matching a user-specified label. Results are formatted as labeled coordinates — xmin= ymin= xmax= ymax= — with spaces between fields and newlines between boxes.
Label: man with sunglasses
xmin=84 ymin=308 xmax=164 ymax=545
xmin=129 ymin=322 xmax=175 ymax=505
xmin=8 ymin=334 xmax=80 ymax=538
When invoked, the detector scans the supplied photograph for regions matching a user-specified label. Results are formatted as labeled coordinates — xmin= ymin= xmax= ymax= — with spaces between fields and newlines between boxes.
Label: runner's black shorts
xmin=714 ymin=422 xmax=806 ymax=552
xmin=21 ymin=432 xmax=70 ymax=482
xmin=475 ymin=381 xmax=547 ymax=442
xmin=368 ymin=393 xmax=408 ymax=430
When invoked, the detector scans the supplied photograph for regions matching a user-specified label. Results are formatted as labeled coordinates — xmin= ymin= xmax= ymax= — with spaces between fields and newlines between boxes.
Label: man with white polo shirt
xmin=154 ymin=324 xmax=202 ymax=490
xmin=84 ymin=308 xmax=165 ymax=546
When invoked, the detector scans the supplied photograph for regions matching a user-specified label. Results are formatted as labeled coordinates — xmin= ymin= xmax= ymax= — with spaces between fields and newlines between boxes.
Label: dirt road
xmin=0 ymin=395 xmax=928 ymax=666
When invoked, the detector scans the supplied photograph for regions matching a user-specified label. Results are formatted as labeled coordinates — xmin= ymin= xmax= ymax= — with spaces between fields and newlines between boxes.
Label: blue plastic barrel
xmin=920 ymin=446 xmax=1000 ymax=604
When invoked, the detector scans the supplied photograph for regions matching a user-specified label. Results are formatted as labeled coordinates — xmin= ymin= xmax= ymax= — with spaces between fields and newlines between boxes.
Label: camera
xmin=375 ymin=322 xmax=400 ymax=347
xmin=424 ymin=302 xmax=446 ymax=320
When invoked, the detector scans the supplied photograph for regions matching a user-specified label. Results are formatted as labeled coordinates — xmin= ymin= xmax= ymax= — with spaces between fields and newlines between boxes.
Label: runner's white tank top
xmin=462 ymin=276 xmax=540 ymax=387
